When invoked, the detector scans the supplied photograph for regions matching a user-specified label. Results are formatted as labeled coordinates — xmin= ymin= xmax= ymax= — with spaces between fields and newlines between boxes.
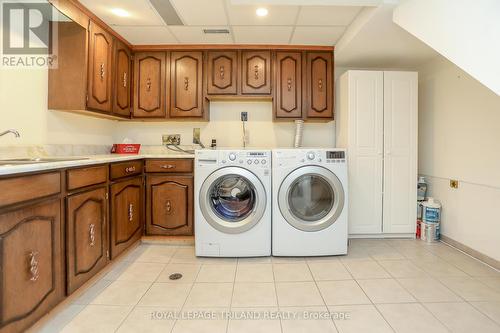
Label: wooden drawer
xmin=66 ymin=165 xmax=107 ymax=191
xmin=0 ymin=172 xmax=61 ymax=208
xmin=110 ymin=160 xmax=143 ymax=180
xmin=145 ymin=159 xmax=193 ymax=173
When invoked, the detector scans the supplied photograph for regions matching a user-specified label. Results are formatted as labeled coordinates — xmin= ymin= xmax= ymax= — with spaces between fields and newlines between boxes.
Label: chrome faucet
xmin=0 ymin=129 xmax=21 ymax=138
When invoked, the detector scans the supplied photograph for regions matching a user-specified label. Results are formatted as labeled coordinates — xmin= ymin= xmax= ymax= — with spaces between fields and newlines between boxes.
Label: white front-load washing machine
xmin=272 ymin=148 xmax=348 ymax=256
xmin=195 ymin=149 xmax=271 ymax=257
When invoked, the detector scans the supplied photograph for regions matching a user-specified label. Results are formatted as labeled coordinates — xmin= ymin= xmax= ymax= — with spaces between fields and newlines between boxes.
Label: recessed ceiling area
xmin=79 ymin=0 xmax=365 ymax=45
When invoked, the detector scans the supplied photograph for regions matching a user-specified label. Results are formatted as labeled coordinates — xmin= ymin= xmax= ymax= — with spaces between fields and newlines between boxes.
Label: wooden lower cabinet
xmin=110 ymin=177 xmax=144 ymax=259
xmin=66 ymin=187 xmax=108 ymax=294
xmin=0 ymin=199 xmax=64 ymax=333
xmin=146 ymin=175 xmax=193 ymax=236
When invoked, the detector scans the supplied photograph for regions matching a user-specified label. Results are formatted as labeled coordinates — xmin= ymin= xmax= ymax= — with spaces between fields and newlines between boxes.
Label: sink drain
xmin=169 ymin=273 xmax=183 ymax=280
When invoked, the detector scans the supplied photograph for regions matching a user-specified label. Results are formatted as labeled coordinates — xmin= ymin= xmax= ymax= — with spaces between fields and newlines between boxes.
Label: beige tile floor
xmin=33 ymin=239 xmax=500 ymax=333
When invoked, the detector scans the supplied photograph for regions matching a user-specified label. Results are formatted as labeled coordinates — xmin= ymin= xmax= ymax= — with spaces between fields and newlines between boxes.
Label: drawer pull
xmin=166 ymin=200 xmax=172 ymax=214
xmin=220 ymin=65 xmax=225 ymax=79
xmin=146 ymin=78 xmax=151 ymax=92
xmin=28 ymin=251 xmax=39 ymax=282
xmin=184 ymin=77 xmax=189 ymax=90
xmin=287 ymin=78 xmax=292 ymax=91
xmin=100 ymin=63 xmax=105 ymax=80
xmin=128 ymin=203 xmax=134 ymax=222
xmin=254 ymin=64 xmax=259 ymax=80
xmin=161 ymin=164 xmax=175 ymax=169
xmin=122 ymin=72 xmax=127 ymax=88
xmin=125 ymin=166 xmax=136 ymax=173
xmin=318 ymin=79 xmax=323 ymax=92
xmin=89 ymin=224 xmax=96 ymax=247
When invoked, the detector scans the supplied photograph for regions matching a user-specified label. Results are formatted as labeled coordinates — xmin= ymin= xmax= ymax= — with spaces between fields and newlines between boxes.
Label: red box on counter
xmin=111 ymin=144 xmax=141 ymax=154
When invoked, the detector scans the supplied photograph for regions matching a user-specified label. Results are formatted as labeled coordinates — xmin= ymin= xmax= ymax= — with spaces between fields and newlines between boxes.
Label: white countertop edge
xmin=0 ymin=154 xmax=194 ymax=176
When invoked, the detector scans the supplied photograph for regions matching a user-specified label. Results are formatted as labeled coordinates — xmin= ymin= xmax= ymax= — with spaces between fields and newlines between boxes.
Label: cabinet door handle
xmin=100 ymin=63 xmax=105 ymax=80
xmin=89 ymin=224 xmax=96 ymax=247
xmin=184 ymin=77 xmax=189 ymax=90
xmin=128 ymin=203 xmax=134 ymax=222
xmin=220 ymin=65 xmax=225 ymax=79
xmin=146 ymin=78 xmax=151 ymax=92
xmin=254 ymin=65 xmax=259 ymax=80
xmin=287 ymin=78 xmax=292 ymax=91
xmin=125 ymin=166 xmax=136 ymax=173
xmin=318 ymin=79 xmax=323 ymax=92
xmin=166 ymin=200 xmax=172 ymax=214
xmin=122 ymin=72 xmax=127 ymax=88
xmin=28 ymin=251 xmax=39 ymax=282
xmin=161 ymin=164 xmax=175 ymax=169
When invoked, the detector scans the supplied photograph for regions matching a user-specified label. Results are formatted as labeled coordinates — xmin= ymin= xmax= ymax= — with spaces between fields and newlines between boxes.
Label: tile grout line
xmin=225 ymin=258 xmax=239 ymax=333
xmin=270 ymin=259 xmax=285 ymax=333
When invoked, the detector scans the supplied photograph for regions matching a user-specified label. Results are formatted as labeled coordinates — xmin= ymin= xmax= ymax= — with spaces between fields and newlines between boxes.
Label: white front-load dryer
xmin=195 ymin=149 xmax=271 ymax=257
xmin=272 ymin=148 xmax=348 ymax=256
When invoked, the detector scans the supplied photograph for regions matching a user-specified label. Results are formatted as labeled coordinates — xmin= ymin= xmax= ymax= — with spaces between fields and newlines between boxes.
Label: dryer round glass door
xmin=278 ymin=166 xmax=345 ymax=232
xmin=199 ymin=167 xmax=266 ymax=234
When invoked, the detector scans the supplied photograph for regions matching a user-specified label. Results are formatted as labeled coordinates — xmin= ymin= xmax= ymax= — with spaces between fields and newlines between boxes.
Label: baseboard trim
xmin=141 ymin=235 xmax=194 ymax=245
xmin=349 ymin=233 xmax=415 ymax=239
xmin=440 ymin=235 xmax=500 ymax=270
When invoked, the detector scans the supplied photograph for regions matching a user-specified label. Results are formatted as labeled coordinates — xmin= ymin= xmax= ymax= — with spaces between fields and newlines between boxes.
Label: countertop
xmin=0 ymin=153 xmax=194 ymax=176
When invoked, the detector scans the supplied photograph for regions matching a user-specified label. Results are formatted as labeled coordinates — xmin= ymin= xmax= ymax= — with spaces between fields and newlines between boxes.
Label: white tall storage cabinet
xmin=337 ymin=70 xmax=417 ymax=237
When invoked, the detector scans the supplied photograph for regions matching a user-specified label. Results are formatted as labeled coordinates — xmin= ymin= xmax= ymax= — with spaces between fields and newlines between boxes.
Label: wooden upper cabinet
xmin=133 ymin=52 xmax=167 ymax=118
xmin=241 ymin=50 xmax=271 ymax=95
xmin=146 ymin=175 xmax=193 ymax=236
xmin=275 ymin=52 xmax=302 ymax=118
xmin=110 ymin=177 xmax=143 ymax=259
xmin=305 ymin=52 xmax=333 ymax=119
xmin=113 ymin=40 xmax=132 ymax=117
xmin=66 ymin=187 xmax=108 ymax=294
xmin=170 ymin=51 xmax=203 ymax=118
xmin=207 ymin=51 xmax=237 ymax=95
xmin=0 ymin=200 xmax=64 ymax=333
xmin=87 ymin=21 xmax=113 ymax=112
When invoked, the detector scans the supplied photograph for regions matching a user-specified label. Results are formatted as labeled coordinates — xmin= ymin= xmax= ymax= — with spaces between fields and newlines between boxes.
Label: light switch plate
xmin=193 ymin=128 xmax=201 ymax=144
xmin=450 ymin=179 xmax=459 ymax=189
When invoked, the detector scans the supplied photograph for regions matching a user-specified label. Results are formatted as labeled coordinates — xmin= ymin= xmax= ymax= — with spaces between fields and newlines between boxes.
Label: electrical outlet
xmin=162 ymin=134 xmax=180 ymax=145
xmin=193 ymin=128 xmax=201 ymax=144
xmin=241 ymin=112 xmax=248 ymax=121
xmin=450 ymin=179 xmax=459 ymax=189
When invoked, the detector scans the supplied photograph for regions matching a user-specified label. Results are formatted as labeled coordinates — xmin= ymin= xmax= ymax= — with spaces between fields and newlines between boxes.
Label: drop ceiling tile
xmin=226 ymin=4 xmax=299 ymax=26
xmin=169 ymin=0 xmax=228 ymax=25
xmin=113 ymin=26 xmax=177 ymax=44
xmin=233 ymin=26 xmax=293 ymax=44
xmin=169 ymin=26 xmax=233 ymax=44
xmin=291 ymin=26 xmax=345 ymax=45
xmin=296 ymin=6 xmax=363 ymax=26
xmin=79 ymin=0 xmax=164 ymax=26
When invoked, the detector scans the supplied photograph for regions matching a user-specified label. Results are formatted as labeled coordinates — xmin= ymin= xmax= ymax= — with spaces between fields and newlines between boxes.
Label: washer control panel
xmin=220 ymin=150 xmax=270 ymax=168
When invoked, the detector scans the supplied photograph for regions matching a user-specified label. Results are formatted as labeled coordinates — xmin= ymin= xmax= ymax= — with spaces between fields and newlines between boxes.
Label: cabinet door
xmin=275 ymin=52 xmax=302 ymax=118
xmin=133 ymin=52 xmax=166 ymax=118
xmin=241 ymin=51 xmax=271 ymax=95
xmin=113 ymin=39 xmax=132 ymax=117
xmin=66 ymin=187 xmax=108 ymax=294
xmin=346 ymin=71 xmax=384 ymax=235
xmin=110 ymin=177 xmax=143 ymax=259
xmin=170 ymin=51 xmax=203 ymax=118
xmin=87 ymin=21 xmax=113 ymax=112
xmin=382 ymin=71 xmax=418 ymax=234
xmin=146 ymin=175 xmax=193 ymax=236
xmin=207 ymin=51 xmax=237 ymax=95
xmin=305 ymin=52 xmax=333 ymax=119
xmin=0 ymin=200 xmax=63 ymax=333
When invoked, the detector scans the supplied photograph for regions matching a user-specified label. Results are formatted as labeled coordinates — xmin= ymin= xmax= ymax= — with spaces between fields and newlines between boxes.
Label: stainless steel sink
xmin=0 ymin=157 xmax=89 ymax=166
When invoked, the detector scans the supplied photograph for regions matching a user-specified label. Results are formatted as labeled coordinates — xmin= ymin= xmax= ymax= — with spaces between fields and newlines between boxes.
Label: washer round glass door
xmin=278 ymin=166 xmax=345 ymax=232
xmin=200 ymin=167 xmax=266 ymax=234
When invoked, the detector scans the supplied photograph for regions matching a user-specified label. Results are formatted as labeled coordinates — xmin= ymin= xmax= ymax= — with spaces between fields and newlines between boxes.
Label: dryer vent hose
xmin=293 ymin=120 xmax=304 ymax=148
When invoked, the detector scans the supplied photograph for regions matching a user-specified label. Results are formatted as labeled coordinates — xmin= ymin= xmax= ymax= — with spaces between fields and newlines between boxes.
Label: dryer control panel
xmin=273 ymin=149 xmax=346 ymax=167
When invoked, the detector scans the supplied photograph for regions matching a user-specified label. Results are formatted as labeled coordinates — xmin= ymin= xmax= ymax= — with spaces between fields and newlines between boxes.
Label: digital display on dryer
xmin=327 ymin=151 xmax=345 ymax=159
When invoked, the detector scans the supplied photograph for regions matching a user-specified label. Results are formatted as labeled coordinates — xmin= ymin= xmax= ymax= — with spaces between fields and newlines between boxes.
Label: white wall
xmin=419 ymin=56 xmax=500 ymax=262
xmin=394 ymin=0 xmax=500 ymax=95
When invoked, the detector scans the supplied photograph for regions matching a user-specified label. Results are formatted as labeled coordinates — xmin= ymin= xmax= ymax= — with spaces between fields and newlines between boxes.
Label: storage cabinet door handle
xmin=161 ymin=164 xmax=175 ymax=169
xmin=184 ymin=77 xmax=189 ymax=90
xmin=89 ymin=224 xmax=96 ymax=246
xmin=125 ymin=166 xmax=136 ymax=173
xmin=220 ymin=65 xmax=225 ymax=79
xmin=122 ymin=72 xmax=127 ymax=88
xmin=128 ymin=203 xmax=134 ymax=222
xmin=166 ymin=200 xmax=172 ymax=213
xmin=146 ymin=78 xmax=151 ymax=92
xmin=318 ymin=79 xmax=323 ymax=92
xmin=287 ymin=78 xmax=292 ymax=91
xmin=254 ymin=65 xmax=259 ymax=80
xmin=28 ymin=251 xmax=39 ymax=282
xmin=100 ymin=63 xmax=105 ymax=80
